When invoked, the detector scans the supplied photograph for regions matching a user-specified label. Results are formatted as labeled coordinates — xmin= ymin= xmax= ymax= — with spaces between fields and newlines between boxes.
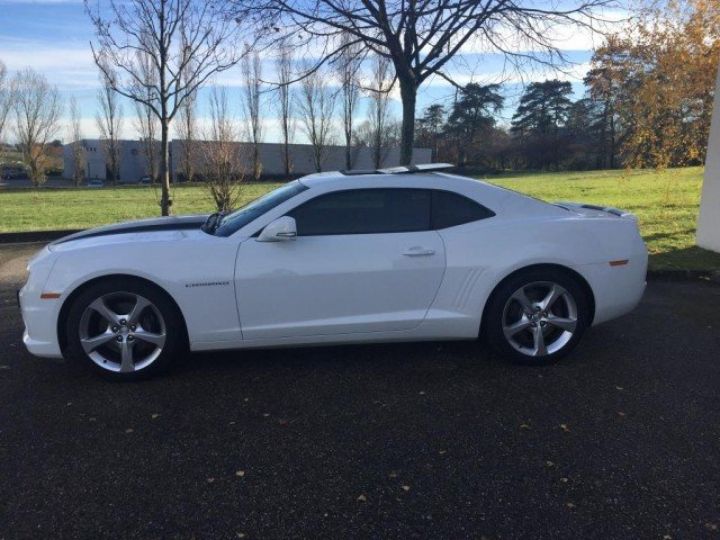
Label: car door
xmin=234 ymin=188 xmax=446 ymax=340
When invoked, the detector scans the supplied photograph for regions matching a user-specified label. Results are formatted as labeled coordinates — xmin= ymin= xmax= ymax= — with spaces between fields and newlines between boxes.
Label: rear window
xmin=431 ymin=190 xmax=495 ymax=229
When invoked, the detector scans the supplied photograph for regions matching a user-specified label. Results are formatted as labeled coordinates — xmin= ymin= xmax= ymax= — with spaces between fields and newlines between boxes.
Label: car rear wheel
xmin=64 ymin=279 xmax=186 ymax=380
xmin=485 ymin=269 xmax=591 ymax=365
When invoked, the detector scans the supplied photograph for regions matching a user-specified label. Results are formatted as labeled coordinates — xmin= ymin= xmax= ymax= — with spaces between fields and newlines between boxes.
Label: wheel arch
xmin=57 ymin=273 xmax=189 ymax=353
xmin=480 ymin=263 xmax=596 ymax=337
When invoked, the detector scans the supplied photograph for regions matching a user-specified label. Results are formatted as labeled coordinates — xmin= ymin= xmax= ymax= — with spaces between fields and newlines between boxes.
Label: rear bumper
xmin=581 ymin=252 xmax=648 ymax=326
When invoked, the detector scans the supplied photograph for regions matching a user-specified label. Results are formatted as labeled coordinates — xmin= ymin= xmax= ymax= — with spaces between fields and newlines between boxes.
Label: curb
xmin=0 ymin=230 xmax=81 ymax=244
xmin=1 ymin=230 xmax=719 ymax=284
xmin=646 ymin=269 xmax=720 ymax=283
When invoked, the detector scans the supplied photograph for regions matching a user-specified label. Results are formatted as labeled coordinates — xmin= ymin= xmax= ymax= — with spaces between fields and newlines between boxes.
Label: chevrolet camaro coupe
xmin=19 ymin=164 xmax=648 ymax=380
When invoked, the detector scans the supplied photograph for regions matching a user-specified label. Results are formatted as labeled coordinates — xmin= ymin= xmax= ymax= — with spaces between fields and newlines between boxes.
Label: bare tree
xmin=176 ymin=79 xmax=197 ymax=183
xmin=231 ymin=0 xmax=614 ymax=165
xmin=242 ymin=52 xmax=263 ymax=180
xmin=87 ymin=0 xmax=242 ymax=215
xmin=201 ymin=87 xmax=244 ymax=213
xmin=366 ymin=55 xmax=395 ymax=169
xmin=0 ymin=60 xmax=12 ymax=146
xmin=133 ymin=50 xmax=159 ymax=184
xmin=275 ymin=46 xmax=295 ymax=177
xmin=68 ymin=97 xmax=86 ymax=186
xmin=335 ymin=33 xmax=363 ymax=170
xmin=96 ymin=73 xmax=123 ymax=184
xmin=297 ymin=66 xmax=335 ymax=172
xmin=135 ymin=100 xmax=159 ymax=183
xmin=11 ymin=69 xmax=62 ymax=187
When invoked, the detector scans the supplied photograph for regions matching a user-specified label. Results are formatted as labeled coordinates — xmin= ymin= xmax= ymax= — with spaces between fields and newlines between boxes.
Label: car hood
xmin=48 ymin=214 xmax=210 ymax=249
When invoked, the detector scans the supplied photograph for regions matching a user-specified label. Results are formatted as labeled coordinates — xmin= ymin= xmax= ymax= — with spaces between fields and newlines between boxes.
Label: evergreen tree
xmin=446 ymin=83 xmax=503 ymax=167
xmin=511 ymin=80 xmax=573 ymax=169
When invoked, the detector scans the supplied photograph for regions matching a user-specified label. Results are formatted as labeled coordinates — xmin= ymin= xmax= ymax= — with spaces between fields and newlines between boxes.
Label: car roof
xmin=299 ymin=169 xmax=487 ymax=190
xmin=297 ymin=169 xmax=562 ymax=219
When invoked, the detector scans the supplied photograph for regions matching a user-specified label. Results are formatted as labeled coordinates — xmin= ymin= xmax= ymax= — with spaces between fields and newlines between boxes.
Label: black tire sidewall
xmin=485 ymin=268 xmax=591 ymax=366
xmin=64 ymin=278 xmax=186 ymax=381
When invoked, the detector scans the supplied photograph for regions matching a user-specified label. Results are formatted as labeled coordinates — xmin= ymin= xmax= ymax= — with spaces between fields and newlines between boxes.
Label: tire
xmin=63 ymin=278 xmax=186 ymax=381
xmin=484 ymin=268 xmax=591 ymax=366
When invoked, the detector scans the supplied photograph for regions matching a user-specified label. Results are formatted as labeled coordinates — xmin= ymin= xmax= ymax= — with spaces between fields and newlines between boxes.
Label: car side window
xmin=431 ymin=190 xmax=495 ymax=229
xmin=288 ymin=189 xmax=431 ymax=236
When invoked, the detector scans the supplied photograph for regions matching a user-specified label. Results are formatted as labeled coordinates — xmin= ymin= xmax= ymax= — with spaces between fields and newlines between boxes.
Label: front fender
xmin=44 ymin=234 xmax=242 ymax=348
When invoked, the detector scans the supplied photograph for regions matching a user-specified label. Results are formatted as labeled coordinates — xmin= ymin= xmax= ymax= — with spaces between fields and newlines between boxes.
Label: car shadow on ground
xmin=178 ymin=339 xmax=501 ymax=375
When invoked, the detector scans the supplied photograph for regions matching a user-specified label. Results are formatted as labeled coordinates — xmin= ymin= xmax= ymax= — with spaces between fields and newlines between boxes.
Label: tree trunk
xmin=283 ymin=140 xmax=291 ymax=177
xmin=609 ymin=110 xmax=616 ymax=169
xmin=160 ymin=121 xmax=171 ymax=216
xmin=399 ymin=77 xmax=417 ymax=166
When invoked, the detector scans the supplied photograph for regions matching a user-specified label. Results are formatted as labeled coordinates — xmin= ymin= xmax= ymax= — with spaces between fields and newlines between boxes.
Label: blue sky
xmin=0 ymin=0 xmax=600 ymax=143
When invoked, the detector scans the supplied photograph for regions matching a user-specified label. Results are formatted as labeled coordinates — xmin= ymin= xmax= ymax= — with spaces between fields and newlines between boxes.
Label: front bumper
xmin=23 ymin=328 xmax=63 ymax=358
xmin=18 ymin=250 xmax=64 ymax=359
xmin=19 ymin=283 xmax=63 ymax=358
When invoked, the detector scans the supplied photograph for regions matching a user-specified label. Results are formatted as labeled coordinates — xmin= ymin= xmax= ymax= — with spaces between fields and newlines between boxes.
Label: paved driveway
xmin=1 ymin=244 xmax=720 ymax=538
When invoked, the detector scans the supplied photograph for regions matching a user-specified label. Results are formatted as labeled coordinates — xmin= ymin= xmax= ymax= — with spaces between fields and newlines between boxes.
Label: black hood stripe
xmin=52 ymin=216 xmax=208 ymax=245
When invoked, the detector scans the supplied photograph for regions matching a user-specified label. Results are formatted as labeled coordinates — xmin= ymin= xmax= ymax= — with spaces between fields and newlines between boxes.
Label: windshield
xmin=214 ymin=180 xmax=308 ymax=237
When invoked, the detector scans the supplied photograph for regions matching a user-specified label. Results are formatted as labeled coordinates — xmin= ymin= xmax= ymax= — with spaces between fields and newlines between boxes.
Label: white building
xmin=697 ymin=67 xmax=720 ymax=253
xmin=64 ymin=139 xmax=432 ymax=182
xmin=63 ymin=139 xmax=158 ymax=182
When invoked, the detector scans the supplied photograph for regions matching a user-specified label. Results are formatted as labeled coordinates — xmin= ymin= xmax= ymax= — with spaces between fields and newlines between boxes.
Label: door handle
xmin=403 ymin=247 xmax=435 ymax=257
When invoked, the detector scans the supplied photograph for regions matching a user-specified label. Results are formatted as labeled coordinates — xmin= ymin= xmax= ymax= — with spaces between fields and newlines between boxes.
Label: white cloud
xmin=1 ymin=37 xmax=97 ymax=89
xmin=422 ymin=61 xmax=592 ymax=88
xmin=3 ymin=0 xmax=82 ymax=3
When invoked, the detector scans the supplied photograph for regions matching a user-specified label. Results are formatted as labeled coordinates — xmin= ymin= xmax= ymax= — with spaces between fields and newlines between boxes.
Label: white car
xmin=19 ymin=165 xmax=648 ymax=380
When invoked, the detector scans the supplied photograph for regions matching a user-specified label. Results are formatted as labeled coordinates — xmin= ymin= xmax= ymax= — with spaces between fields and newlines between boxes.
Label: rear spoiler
xmin=554 ymin=201 xmax=636 ymax=219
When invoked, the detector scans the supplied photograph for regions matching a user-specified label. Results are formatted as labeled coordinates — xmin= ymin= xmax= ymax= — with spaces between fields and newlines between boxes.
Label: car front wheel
xmin=64 ymin=279 xmax=186 ymax=380
xmin=485 ymin=269 xmax=591 ymax=365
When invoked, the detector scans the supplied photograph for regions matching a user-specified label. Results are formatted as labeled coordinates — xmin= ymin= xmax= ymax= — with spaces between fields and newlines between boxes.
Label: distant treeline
xmin=416 ymin=0 xmax=718 ymax=172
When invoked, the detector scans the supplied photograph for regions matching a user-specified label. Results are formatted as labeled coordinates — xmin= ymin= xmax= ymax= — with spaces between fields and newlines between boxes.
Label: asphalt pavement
xmin=1 ymin=243 xmax=720 ymax=539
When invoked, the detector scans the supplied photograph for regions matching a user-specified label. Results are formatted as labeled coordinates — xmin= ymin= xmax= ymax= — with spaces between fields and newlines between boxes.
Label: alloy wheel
xmin=78 ymin=292 xmax=167 ymax=373
xmin=501 ymin=281 xmax=578 ymax=357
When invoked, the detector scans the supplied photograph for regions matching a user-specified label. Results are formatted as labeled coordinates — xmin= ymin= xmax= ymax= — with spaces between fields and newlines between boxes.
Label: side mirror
xmin=257 ymin=216 xmax=297 ymax=242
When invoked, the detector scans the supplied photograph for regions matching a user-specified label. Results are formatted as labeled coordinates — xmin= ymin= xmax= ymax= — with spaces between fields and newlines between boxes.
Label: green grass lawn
xmin=486 ymin=167 xmax=719 ymax=272
xmin=1 ymin=167 xmax=718 ymax=272
xmin=0 ymin=183 xmax=283 ymax=232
